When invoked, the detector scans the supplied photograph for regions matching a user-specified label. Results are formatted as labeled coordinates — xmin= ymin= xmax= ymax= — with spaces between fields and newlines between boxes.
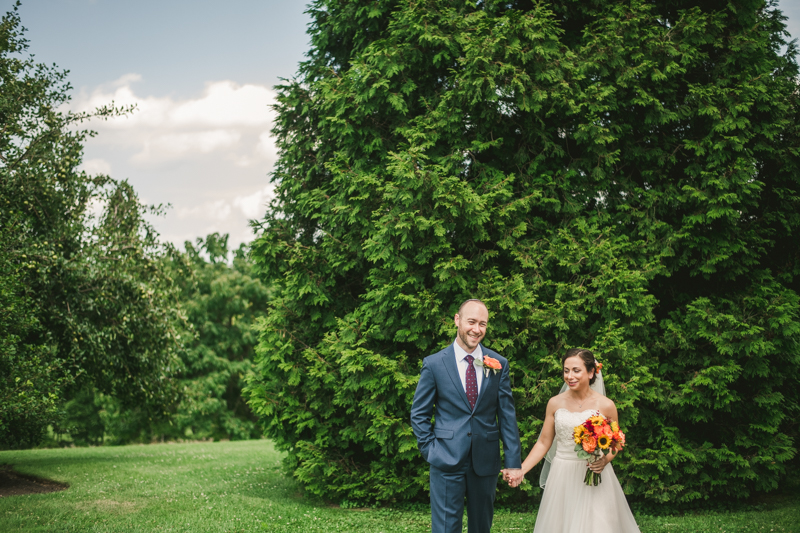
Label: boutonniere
xmin=474 ymin=356 xmax=502 ymax=378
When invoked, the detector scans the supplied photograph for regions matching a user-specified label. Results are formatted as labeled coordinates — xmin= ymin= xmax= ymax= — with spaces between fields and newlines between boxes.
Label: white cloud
xmin=233 ymin=185 xmax=274 ymax=219
xmin=134 ymin=129 xmax=241 ymax=161
xmin=79 ymin=158 xmax=112 ymax=175
xmin=169 ymin=81 xmax=275 ymax=127
xmin=72 ymin=74 xmax=278 ymax=165
xmin=74 ymin=75 xmax=280 ymax=250
xmin=177 ymin=200 xmax=232 ymax=222
xmin=256 ymin=131 xmax=280 ymax=162
xmin=173 ymin=184 xmax=273 ymax=225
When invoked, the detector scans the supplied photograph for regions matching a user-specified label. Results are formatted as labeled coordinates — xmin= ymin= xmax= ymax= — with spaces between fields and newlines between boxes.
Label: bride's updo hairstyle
xmin=562 ymin=348 xmax=597 ymax=385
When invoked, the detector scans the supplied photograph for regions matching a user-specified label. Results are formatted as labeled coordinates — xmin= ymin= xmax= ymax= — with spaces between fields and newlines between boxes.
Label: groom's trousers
xmin=429 ymin=452 xmax=498 ymax=533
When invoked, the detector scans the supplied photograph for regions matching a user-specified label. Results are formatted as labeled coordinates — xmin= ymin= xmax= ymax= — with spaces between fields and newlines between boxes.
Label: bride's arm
xmin=588 ymin=399 xmax=620 ymax=474
xmin=504 ymin=398 xmax=557 ymax=487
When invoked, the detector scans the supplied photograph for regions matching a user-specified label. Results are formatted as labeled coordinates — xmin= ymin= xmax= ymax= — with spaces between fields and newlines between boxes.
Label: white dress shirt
xmin=453 ymin=340 xmax=484 ymax=394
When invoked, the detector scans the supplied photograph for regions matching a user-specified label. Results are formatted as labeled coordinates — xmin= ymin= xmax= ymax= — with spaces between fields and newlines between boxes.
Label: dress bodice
xmin=553 ymin=408 xmax=599 ymax=461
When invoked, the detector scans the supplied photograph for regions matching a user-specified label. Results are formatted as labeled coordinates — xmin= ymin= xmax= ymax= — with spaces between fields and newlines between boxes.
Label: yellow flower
xmin=597 ymin=434 xmax=611 ymax=449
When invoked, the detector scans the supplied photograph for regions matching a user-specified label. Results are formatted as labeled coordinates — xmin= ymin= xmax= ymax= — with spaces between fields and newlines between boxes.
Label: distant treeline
xmin=52 ymin=234 xmax=271 ymax=446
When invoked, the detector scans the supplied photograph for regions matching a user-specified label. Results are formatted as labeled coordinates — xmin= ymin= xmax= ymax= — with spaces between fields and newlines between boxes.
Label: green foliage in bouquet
xmin=246 ymin=0 xmax=800 ymax=505
xmin=0 ymin=4 xmax=183 ymax=449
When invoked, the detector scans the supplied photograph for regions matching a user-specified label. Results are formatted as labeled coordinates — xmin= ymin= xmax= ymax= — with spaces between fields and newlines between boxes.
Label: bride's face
xmin=563 ymin=355 xmax=594 ymax=391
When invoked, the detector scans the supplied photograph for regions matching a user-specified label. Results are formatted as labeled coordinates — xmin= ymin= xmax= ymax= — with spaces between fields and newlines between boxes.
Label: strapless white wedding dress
xmin=532 ymin=409 xmax=640 ymax=533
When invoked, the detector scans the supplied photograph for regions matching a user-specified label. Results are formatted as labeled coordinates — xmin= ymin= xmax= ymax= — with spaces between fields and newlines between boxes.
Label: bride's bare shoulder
xmin=597 ymin=395 xmax=617 ymax=415
xmin=546 ymin=392 xmax=569 ymax=412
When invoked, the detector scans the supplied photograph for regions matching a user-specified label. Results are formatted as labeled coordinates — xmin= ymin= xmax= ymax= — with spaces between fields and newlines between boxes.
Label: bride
xmin=502 ymin=348 xmax=640 ymax=532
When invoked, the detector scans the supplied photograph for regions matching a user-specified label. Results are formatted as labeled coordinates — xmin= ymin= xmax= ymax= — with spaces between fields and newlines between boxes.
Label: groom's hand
xmin=501 ymin=468 xmax=524 ymax=488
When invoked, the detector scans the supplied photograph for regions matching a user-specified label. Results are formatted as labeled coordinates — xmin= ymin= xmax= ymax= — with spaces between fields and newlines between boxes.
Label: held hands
xmin=501 ymin=468 xmax=524 ymax=488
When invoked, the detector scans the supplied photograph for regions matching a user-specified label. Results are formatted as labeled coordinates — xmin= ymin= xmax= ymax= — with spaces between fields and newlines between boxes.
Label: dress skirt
xmin=532 ymin=455 xmax=640 ymax=533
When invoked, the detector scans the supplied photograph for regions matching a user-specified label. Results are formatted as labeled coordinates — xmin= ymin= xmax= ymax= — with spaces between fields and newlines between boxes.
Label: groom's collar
xmin=453 ymin=339 xmax=483 ymax=361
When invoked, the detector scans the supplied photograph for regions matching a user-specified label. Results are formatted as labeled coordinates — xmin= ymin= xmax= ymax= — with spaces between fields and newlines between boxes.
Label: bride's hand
xmin=588 ymin=455 xmax=609 ymax=474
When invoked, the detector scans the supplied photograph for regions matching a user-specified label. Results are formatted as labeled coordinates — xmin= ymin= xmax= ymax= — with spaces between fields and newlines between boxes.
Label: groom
xmin=410 ymin=299 xmax=522 ymax=533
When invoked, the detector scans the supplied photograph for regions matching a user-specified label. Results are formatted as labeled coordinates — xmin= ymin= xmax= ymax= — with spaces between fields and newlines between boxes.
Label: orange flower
xmin=483 ymin=356 xmax=502 ymax=370
xmin=582 ymin=436 xmax=597 ymax=453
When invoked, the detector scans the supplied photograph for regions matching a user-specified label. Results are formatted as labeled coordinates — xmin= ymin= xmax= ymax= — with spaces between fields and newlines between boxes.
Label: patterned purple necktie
xmin=465 ymin=354 xmax=478 ymax=410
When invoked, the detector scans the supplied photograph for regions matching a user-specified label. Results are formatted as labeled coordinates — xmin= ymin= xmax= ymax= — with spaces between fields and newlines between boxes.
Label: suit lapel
xmin=473 ymin=345 xmax=495 ymax=412
xmin=442 ymin=345 xmax=472 ymax=411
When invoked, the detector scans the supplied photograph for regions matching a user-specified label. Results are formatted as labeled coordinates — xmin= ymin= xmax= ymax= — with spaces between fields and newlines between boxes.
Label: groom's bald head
xmin=458 ymin=298 xmax=487 ymax=315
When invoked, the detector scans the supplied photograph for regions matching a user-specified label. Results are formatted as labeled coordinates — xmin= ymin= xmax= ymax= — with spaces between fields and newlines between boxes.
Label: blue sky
xmin=15 ymin=0 xmax=311 ymax=98
xmin=6 ymin=0 xmax=800 ymax=248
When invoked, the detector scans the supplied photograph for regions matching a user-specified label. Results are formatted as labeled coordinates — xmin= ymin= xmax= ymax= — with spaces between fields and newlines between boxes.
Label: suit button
xmin=467 ymin=432 xmax=472 ymax=437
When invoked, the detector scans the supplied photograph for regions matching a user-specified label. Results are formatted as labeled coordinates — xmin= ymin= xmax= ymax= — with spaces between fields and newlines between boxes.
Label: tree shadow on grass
xmin=0 ymin=464 xmax=68 ymax=497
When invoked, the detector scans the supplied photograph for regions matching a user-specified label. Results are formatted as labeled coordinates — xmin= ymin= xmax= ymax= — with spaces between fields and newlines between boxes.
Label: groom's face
xmin=454 ymin=301 xmax=488 ymax=353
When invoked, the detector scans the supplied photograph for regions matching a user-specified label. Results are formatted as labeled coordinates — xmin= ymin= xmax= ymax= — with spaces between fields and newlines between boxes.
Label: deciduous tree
xmin=170 ymin=234 xmax=269 ymax=441
xmin=60 ymin=234 xmax=271 ymax=445
xmin=0 ymin=4 xmax=182 ymax=448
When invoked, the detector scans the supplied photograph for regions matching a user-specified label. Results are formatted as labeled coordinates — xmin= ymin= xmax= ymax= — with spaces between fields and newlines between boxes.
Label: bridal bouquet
xmin=573 ymin=414 xmax=626 ymax=486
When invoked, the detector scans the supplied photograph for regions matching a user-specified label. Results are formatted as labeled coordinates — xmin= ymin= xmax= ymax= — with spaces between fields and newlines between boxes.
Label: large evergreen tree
xmin=246 ymin=0 xmax=800 ymax=504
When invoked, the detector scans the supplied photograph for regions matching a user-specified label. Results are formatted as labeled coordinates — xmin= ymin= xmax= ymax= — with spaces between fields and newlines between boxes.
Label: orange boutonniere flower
xmin=483 ymin=356 xmax=501 ymax=370
xmin=475 ymin=356 xmax=502 ymax=377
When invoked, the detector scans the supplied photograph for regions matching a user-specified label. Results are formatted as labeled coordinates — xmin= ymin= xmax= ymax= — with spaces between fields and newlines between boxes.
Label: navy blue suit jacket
xmin=410 ymin=344 xmax=522 ymax=476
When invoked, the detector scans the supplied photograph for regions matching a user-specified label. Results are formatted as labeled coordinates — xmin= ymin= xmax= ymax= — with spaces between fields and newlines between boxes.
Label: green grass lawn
xmin=0 ymin=440 xmax=797 ymax=532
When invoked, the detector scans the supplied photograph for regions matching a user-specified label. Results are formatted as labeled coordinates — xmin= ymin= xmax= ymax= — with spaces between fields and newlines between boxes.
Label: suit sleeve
xmin=410 ymin=358 xmax=436 ymax=460
xmin=497 ymin=359 xmax=522 ymax=469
